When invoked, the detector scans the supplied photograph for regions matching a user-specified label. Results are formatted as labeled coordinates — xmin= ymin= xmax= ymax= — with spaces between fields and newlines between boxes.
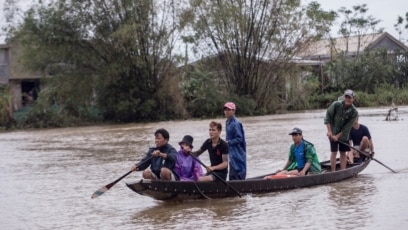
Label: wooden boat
xmin=126 ymin=157 xmax=371 ymax=201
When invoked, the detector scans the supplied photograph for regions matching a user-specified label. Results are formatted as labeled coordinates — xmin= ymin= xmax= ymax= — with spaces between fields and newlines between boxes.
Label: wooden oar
xmin=91 ymin=155 xmax=154 ymax=199
xmin=339 ymin=140 xmax=397 ymax=173
xmin=189 ymin=153 xmax=242 ymax=198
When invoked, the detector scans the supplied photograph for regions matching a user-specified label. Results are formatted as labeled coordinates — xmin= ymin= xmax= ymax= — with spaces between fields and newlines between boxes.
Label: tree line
xmin=1 ymin=0 xmax=408 ymax=129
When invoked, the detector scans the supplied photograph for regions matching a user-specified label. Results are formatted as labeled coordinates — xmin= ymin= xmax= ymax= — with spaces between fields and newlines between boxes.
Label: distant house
xmin=295 ymin=32 xmax=408 ymax=92
xmin=0 ymin=42 xmax=41 ymax=111
xmin=299 ymin=32 xmax=408 ymax=63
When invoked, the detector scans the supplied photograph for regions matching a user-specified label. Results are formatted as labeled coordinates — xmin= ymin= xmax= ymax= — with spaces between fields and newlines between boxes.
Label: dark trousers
xmin=229 ymin=166 xmax=246 ymax=180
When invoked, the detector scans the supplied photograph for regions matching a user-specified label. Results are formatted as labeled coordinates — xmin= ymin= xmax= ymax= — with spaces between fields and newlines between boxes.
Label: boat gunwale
xmin=125 ymin=158 xmax=371 ymax=201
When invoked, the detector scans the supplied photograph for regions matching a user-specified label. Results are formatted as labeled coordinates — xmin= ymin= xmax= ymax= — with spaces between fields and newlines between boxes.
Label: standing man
xmin=348 ymin=116 xmax=374 ymax=164
xmin=131 ymin=128 xmax=179 ymax=181
xmin=324 ymin=89 xmax=358 ymax=171
xmin=223 ymin=102 xmax=247 ymax=180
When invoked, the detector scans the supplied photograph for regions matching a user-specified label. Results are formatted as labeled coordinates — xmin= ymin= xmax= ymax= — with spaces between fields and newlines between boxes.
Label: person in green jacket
xmin=324 ymin=89 xmax=358 ymax=172
xmin=275 ymin=127 xmax=321 ymax=176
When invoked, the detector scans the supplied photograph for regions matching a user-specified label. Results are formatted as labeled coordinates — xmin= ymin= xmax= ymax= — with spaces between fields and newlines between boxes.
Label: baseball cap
xmin=288 ymin=127 xmax=302 ymax=135
xmin=344 ymin=89 xmax=354 ymax=97
xmin=223 ymin=102 xmax=236 ymax=110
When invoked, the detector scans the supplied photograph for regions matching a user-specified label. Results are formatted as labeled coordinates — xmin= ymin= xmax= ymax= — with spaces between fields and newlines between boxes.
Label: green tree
xmin=0 ymin=86 xmax=13 ymax=129
xmin=325 ymin=48 xmax=408 ymax=95
xmin=323 ymin=4 xmax=384 ymax=94
xmin=180 ymin=0 xmax=335 ymax=113
xmin=180 ymin=69 xmax=225 ymax=118
xmin=394 ymin=12 xmax=408 ymax=43
xmin=6 ymin=0 xmax=184 ymax=123
xmin=389 ymin=51 xmax=408 ymax=89
xmin=337 ymin=4 xmax=382 ymax=55
xmin=343 ymin=50 xmax=391 ymax=93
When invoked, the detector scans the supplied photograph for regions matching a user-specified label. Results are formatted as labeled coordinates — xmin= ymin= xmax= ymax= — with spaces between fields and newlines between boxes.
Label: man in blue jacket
xmin=131 ymin=128 xmax=179 ymax=181
xmin=223 ymin=102 xmax=247 ymax=180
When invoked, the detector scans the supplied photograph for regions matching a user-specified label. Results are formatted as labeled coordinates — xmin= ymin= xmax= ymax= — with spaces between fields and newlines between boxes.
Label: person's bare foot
xmin=347 ymin=156 xmax=353 ymax=164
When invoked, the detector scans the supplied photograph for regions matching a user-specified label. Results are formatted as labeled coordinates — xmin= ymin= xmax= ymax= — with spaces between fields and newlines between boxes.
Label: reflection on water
xmin=132 ymin=198 xmax=249 ymax=229
xmin=327 ymin=175 xmax=376 ymax=229
xmin=1 ymin=106 xmax=408 ymax=229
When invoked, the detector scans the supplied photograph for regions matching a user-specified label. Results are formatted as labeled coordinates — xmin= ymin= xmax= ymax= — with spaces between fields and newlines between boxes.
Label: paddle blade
xmin=91 ymin=170 xmax=134 ymax=199
xmin=91 ymin=186 xmax=109 ymax=199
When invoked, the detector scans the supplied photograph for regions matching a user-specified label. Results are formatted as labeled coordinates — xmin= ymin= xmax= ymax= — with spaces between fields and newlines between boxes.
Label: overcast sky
xmin=1 ymin=0 xmax=407 ymax=43
xmin=311 ymin=0 xmax=407 ymax=39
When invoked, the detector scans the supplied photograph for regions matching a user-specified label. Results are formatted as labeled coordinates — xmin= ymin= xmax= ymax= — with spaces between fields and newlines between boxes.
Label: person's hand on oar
xmin=130 ymin=165 xmax=139 ymax=172
xmin=130 ymin=150 xmax=160 ymax=172
xmin=204 ymin=165 xmax=213 ymax=174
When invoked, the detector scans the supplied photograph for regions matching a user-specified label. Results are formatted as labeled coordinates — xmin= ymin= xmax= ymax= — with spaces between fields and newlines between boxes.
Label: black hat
xmin=288 ymin=127 xmax=302 ymax=135
xmin=178 ymin=135 xmax=194 ymax=148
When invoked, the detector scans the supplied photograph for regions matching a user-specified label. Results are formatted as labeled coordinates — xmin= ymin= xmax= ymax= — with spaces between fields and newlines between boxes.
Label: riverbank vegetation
xmin=1 ymin=1 xmax=408 ymax=129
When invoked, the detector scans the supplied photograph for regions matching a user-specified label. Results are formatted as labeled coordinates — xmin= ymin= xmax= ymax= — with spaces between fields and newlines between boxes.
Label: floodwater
xmin=1 ymin=106 xmax=408 ymax=230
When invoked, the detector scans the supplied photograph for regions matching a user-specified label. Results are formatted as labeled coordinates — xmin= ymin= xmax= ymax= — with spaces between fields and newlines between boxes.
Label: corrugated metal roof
xmin=298 ymin=32 xmax=408 ymax=59
xmin=300 ymin=33 xmax=383 ymax=57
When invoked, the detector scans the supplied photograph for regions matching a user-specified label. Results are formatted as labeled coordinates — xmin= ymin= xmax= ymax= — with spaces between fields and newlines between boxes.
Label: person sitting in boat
xmin=175 ymin=135 xmax=204 ymax=181
xmin=131 ymin=128 xmax=179 ymax=181
xmin=347 ymin=116 xmax=374 ymax=164
xmin=192 ymin=121 xmax=229 ymax=182
xmin=273 ymin=127 xmax=321 ymax=177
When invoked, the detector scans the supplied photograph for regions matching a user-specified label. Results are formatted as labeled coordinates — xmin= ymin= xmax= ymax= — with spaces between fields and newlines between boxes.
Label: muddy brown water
xmin=1 ymin=106 xmax=408 ymax=229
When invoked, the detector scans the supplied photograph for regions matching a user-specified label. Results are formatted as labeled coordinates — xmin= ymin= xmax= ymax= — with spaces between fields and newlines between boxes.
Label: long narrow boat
xmin=126 ymin=157 xmax=371 ymax=201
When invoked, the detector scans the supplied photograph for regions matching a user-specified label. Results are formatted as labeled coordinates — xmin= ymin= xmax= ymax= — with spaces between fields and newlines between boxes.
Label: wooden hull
xmin=126 ymin=158 xmax=370 ymax=201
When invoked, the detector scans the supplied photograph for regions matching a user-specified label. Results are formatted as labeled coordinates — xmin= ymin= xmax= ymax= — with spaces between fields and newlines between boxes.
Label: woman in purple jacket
xmin=175 ymin=135 xmax=204 ymax=181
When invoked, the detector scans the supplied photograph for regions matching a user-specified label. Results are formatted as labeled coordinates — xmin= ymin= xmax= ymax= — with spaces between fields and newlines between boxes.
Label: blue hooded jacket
xmin=226 ymin=116 xmax=247 ymax=179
